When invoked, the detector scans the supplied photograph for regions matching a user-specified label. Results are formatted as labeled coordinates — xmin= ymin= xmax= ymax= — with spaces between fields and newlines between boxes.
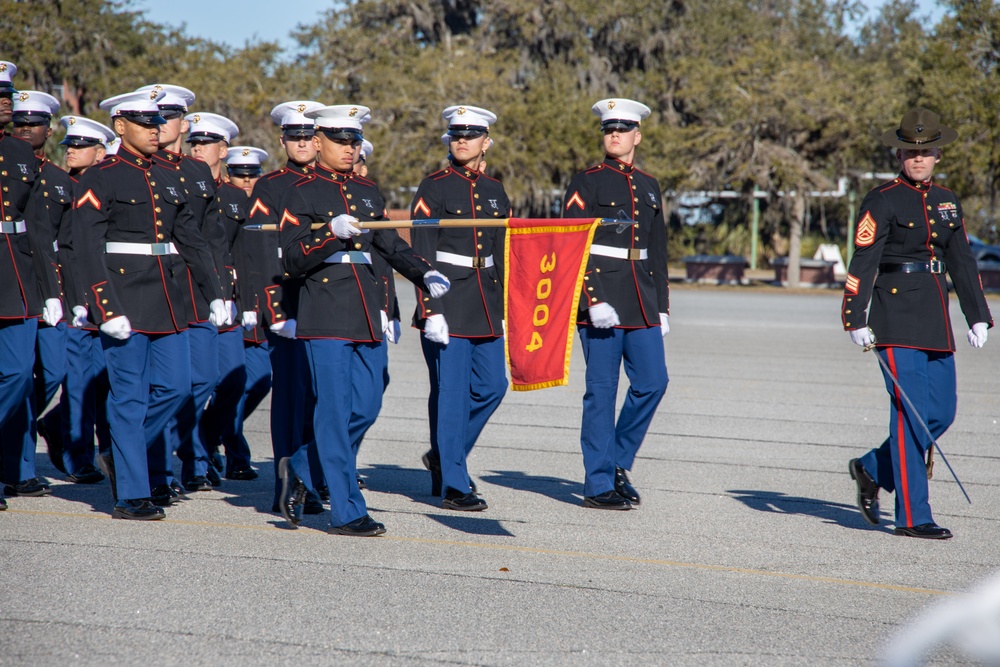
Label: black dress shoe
xmin=422 ymin=450 xmax=443 ymax=496
xmin=304 ymin=489 xmax=325 ymax=514
xmin=849 ymin=458 xmax=880 ymax=525
xmin=894 ymin=523 xmax=953 ymax=539
xmin=4 ymin=478 xmax=52 ymax=497
xmin=316 ymin=485 xmax=330 ymax=502
xmin=169 ymin=479 xmax=187 ymax=497
xmin=328 ymin=514 xmax=386 ymax=536
xmin=205 ymin=466 xmax=222 ymax=487
xmin=150 ymin=484 xmax=184 ymax=506
xmin=183 ymin=475 xmax=213 ymax=492
xmin=442 ymin=488 xmax=488 ymax=511
xmin=277 ymin=457 xmax=306 ymax=526
xmin=356 ymin=474 xmax=367 ymax=490
xmin=614 ymin=467 xmax=641 ymax=505
xmin=66 ymin=464 xmax=105 ymax=485
xmin=226 ymin=466 xmax=258 ymax=481
xmin=0 ymin=497 xmax=6 ymax=510
xmin=112 ymin=498 xmax=165 ymax=520
xmin=38 ymin=413 xmax=66 ymax=474
xmin=96 ymin=452 xmax=117 ymax=501
xmin=582 ymin=490 xmax=632 ymax=510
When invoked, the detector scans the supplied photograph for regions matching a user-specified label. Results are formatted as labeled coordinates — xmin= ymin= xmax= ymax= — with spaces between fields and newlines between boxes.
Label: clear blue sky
xmin=137 ymin=0 xmax=946 ymax=51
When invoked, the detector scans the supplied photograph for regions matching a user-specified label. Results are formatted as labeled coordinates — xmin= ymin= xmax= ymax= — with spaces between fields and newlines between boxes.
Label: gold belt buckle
xmin=628 ymin=248 xmax=642 ymax=261
xmin=472 ymin=257 xmax=486 ymax=269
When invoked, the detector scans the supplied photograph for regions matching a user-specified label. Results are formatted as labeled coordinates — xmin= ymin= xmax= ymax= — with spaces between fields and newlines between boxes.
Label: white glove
xmin=849 ymin=327 xmax=875 ymax=347
xmin=329 ymin=213 xmax=361 ymax=239
xmin=588 ymin=302 xmax=620 ymax=328
xmin=242 ymin=311 xmax=258 ymax=330
xmin=380 ymin=309 xmax=388 ymax=333
xmin=100 ymin=315 xmax=132 ymax=340
xmin=42 ymin=298 xmax=63 ymax=327
xmin=968 ymin=322 xmax=989 ymax=348
xmin=423 ymin=270 xmax=451 ymax=298
xmin=270 ymin=318 xmax=297 ymax=339
xmin=659 ymin=313 xmax=669 ymax=337
xmin=423 ymin=313 xmax=449 ymax=345
xmin=386 ymin=319 xmax=401 ymax=344
xmin=226 ymin=300 xmax=238 ymax=323
xmin=208 ymin=299 xmax=230 ymax=327
xmin=71 ymin=305 xmax=89 ymax=328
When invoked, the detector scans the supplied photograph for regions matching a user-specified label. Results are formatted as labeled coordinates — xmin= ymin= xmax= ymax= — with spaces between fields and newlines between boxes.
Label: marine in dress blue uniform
xmin=208 ymin=146 xmax=269 ymax=481
xmin=196 ymin=146 xmax=264 ymax=480
xmin=562 ymin=98 xmax=670 ymax=510
xmin=277 ymin=104 xmax=450 ymax=536
xmin=844 ymin=108 xmax=993 ymax=540
xmin=0 ymin=62 xmax=61 ymax=505
xmin=248 ymin=100 xmax=326 ymax=512
xmin=53 ymin=115 xmax=116 ymax=485
xmin=140 ymin=84 xmax=228 ymax=498
xmin=410 ymin=105 xmax=509 ymax=511
xmin=73 ymin=89 xmax=227 ymax=519
xmin=10 ymin=91 xmax=72 ymax=473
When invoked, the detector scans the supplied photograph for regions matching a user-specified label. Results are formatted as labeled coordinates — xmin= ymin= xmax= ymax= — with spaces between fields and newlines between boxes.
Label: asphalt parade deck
xmin=3 ymin=286 xmax=998 ymax=666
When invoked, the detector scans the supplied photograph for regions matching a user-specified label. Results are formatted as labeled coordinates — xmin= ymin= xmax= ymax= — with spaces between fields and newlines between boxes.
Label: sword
xmin=242 ymin=216 xmax=637 ymax=233
xmin=863 ymin=342 xmax=971 ymax=504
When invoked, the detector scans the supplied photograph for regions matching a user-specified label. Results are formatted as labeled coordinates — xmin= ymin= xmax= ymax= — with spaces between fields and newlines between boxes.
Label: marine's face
xmin=449 ymin=133 xmax=488 ymax=169
xmin=281 ymin=134 xmax=317 ymax=166
xmin=229 ymin=173 xmax=259 ymax=195
xmin=117 ymin=118 xmax=161 ymax=157
xmin=0 ymin=93 xmax=12 ymax=124
xmin=602 ymin=127 xmax=641 ymax=164
xmin=65 ymin=144 xmax=105 ymax=171
xmin=157 ymin=117 xmax=183 ymax=146
xmin=12 ymin=121 xmax=51 ymax=150
xmin=189 ymin=140 xmax=228 ymax=169
xmin=314 ymin=134 xmax=358 ymax=172
xmin=897 ymin=148 xmax=941 ymax=183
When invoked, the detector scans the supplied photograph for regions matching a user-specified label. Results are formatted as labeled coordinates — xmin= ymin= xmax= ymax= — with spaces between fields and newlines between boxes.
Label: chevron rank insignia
xmin=855 ymin=212 xmax=876 ymax=247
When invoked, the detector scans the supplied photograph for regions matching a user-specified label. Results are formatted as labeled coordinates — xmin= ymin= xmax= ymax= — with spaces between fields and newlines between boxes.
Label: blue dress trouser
xmin=216 ymin=341 xmax=270 ymax=474
xmin=421 ymin=335 xmax=506 ymax=496
xmin=102 ymin=330 xmax=190 ymax=501
xmin=268 ymin=333 xmax=319 ymax=503
xmin=1 ymin=318 xmax=38 ymax=486
xmin=351 ymin=338 xmax=389 ymax=455
xmin=200 ymin=328 xmax=249 ymax=472
xmin=578 ymin=325 xmax=668 ymax=497
xmin=290 ymin=339 xmax=383 ymax=527
xmin=60 ymin=328 xmax=109 ymax=473
xmin=33 ymin=321 xmax=67 ymax=415
xmin=170 ymin=321 xmax=220 ymax=483
xmin=858 ymin=347 xmax=955 ymax=528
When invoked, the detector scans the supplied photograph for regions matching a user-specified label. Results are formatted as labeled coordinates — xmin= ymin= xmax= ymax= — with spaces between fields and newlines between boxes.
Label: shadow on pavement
xmin=727 ymin=488 xmax=893 ymax=533
xmin=424 ymin=513 xmax=516 ymax=537
xmin=480 ymin=469 xmax=583 ymax=507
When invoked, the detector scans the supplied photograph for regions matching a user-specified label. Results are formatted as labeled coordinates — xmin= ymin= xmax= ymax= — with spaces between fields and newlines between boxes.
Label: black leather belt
xmin=879 ymin=260 xmax=946 ymax=275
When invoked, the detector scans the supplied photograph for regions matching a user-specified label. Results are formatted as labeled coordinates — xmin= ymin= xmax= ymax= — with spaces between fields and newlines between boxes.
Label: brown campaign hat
xmin=881 ymin=107 xmax=957 ymax=149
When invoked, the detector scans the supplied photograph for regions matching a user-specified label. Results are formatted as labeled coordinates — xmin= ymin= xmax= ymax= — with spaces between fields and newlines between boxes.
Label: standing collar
xmin=604 ymin=156 xmax=634 ymax=173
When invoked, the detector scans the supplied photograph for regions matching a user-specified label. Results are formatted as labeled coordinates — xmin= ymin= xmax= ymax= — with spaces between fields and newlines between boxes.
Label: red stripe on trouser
xmin=886 ymin=348 xmax=913 ymax=526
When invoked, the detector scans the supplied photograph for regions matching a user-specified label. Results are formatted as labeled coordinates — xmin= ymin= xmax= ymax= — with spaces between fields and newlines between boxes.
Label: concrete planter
xmin=682 ymin=255 xmax=748 ymax=285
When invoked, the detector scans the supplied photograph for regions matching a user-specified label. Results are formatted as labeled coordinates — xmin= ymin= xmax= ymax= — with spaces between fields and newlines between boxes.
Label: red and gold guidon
xmin=504 ymin=218 xmax=600 ymax=391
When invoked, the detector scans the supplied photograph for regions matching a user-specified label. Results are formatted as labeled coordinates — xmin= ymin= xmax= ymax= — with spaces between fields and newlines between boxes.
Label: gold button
xmin=305 ymin=244 xmax=310 ymax=249
xmin=635 ymin=236 xmax=640 ymax=241
xmin=583 ymin=276 xmax=589 ymax=281
xmin=322 ymin=278 xmax=328 ymax=283
xmin=268 ymin=290 xmax=275 ymax=294
xmin=477 ymin=244 xmax=483 ymax=249
xmin=156 ymin=221 xmax=162 ymax=226
xmin=929 ymin=220 xmax=935 ymax=225
xmin=595 ymin=268 xmax=601 ymax=273
xmin=130 ymin=199 xmax=136 ymax=203
xmin=477 ymin=231 xmax=482 ymax=237
xmin=474 ymin=193 xmax=479 ymax=199
xmin=328 ymin=211 xmax=333 ymax=216
xmin=587 ymin=287 xmax=593 ymax=291
xmin=845 ymin=310 xmax=852 ymax=314
xmin=150 ymin=181 xmax=156 ymax=186
xmin=314 ymin=238 xmax=321 ymax=243
xmin=119 ymin=268 xmax=125 ymax=274
xmin=926 ymin=206 xmax=931 ymax=211
xmin=350 ymin=205 xmax=356 ymax=211
xmin=97 ymin=288 xmax=103 ymax=292
xmin=106 ymin=311 xmax=114 ymax=316
xmin=591 ymin=297 xmax=597 ymax=302
xmin=476 ymin=205 xmax=482 ymax=211
xmin=180 ymin=177 xmax=185 ymax=182
xmin=155 ymin=207 xmax=161 ymax=213
xmin=275 ymin=313 xmax=283 ymax=319
xmin=272 ymin=302 xmax=279 ymax=306
xmin=157 ymin=233 xmax=164 ymax=240
xmin=932 ymin=232 xmax=938 ymax=238
xmin=610 ymin=202 xmax=615 ymax=206
xmin=354 ymin=243 xmax=362 ymax=249
xmin=101 ymin=299 xmax=108 ymax=304
xmin=908 ymin=222 xmax=914 ymax=227
xmin=43 ymin=191 xmax=48 ymax=197
xmin=891 ymin=288 xmax=898 ymax=294
xmin=347 ymin=194 xmax=352 ymax=199
xmin=634 ymin=198 xmax=639 ymax=202
xmin=845 ymin=321 xmax=851 ymax=326
xmin=154 ymin=194 xmax=159 ymax=200
xmin=456 ymin=210 xmax=462 ymax=214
